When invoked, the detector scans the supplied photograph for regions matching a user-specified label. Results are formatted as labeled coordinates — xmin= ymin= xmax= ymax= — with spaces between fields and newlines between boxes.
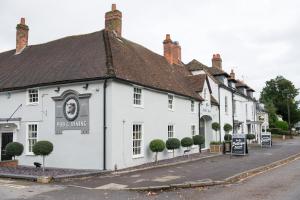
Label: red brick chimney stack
xmin=212 ymin=54 xmax=222 ymax=69
xmin=230 ymin=69 xmax=235 ymax=79
xmin=163 ymin=34 xmax=182 ymax=65
xmin=105 ymin=4 xmax=122 ymax=37
xmin=16 ymin=17 xmax=29 ymax=54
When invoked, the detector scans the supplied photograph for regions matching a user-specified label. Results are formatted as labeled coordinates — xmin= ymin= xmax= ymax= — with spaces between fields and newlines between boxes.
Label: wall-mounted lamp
xmin=54 ymin=86 xmax=60 ymax=93
xmin=83 ymin=83 xmax=89 ymax=90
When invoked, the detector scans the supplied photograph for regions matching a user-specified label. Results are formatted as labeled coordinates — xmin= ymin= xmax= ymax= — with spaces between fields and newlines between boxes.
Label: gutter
xmin=218 ymin=86 xmax=221 ymax=142
xmin=103 ymin=79 xmax=107 ymax=170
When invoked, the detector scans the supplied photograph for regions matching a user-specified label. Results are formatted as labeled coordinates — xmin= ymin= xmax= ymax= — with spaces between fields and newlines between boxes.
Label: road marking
xmin=152 ymin=175 xmax=181 ymax=182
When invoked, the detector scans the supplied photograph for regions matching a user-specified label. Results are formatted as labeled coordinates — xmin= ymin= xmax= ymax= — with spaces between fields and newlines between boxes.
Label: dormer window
xmin=27 ymin=89 xmax=39 ymax=105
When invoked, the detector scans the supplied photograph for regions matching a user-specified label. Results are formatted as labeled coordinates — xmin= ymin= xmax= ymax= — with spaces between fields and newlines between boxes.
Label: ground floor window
xmin=168 ymin=125 xmax=174 ymax=138
xmin=27 ymin=123 xmax=38 ymax=153
xmin=133 ymin=124 xmax=143 ymax=157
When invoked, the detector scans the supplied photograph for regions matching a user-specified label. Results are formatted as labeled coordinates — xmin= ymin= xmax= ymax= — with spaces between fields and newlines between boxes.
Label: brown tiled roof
xmin=0 ymin=30 xmax=202 ymax=100
xmin=186 ymin=74 xmax=207 ymax=92
xmin=186 ymin=59 xmax=229 ymax=77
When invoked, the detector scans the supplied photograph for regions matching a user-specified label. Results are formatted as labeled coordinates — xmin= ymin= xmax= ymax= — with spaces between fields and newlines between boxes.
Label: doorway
xmin=200 ymin=115 xmax=213 ymax=148
xmin=1 ymin=132 xmax=13 ymax=161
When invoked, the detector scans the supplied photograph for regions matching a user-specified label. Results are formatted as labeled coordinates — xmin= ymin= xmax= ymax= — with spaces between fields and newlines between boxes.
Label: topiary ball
xmin=149 ymin=139 xmax=165 ymax=153
xmin=224 ymin=134 xmax=232 ymax=141
xmin=246 ymin=134 xmax=256 ymax=140
xmin=193 ymin=135 xmax=205 ymax=146
xmin=166 ymin=138 xmax=181 ymax=150
xmin=5 ymin=142 xmax=24 ymax=158
xmin=181 ymin=137 xmax=194 ymax=147
xmin=33 ymin=141 xmax=53 ymax=156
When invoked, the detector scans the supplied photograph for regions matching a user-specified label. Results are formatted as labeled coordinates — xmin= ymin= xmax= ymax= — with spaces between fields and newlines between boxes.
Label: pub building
xmin=0 ymin=5 xmax=265 ymax=170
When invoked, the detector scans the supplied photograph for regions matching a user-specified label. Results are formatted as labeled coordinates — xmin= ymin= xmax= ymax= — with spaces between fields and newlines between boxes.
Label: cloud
xmin=0 ymin=0 xmax=299 ymax=99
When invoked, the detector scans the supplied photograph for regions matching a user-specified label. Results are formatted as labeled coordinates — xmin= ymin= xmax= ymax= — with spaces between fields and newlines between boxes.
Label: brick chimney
xmin=105 ymin=4 xmax=122 ymax=37
xmin=16 ymin=18 xmax=29 ymax=54
xmin=163 ymin=34 xmax=181 ymax=65
xmin=212 ymin=54 xmax=222 ymax=69
xmin=230 ymin=69 xmax=235 ymax=79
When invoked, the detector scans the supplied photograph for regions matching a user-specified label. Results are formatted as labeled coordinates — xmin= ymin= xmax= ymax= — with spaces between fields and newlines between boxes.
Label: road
xmin=2 ymin=156 xmax=300 ymax=199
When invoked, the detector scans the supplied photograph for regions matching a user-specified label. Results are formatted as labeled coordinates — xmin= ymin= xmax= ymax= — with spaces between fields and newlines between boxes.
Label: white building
xmin=0 ymin=4 xmax=265 ymax=170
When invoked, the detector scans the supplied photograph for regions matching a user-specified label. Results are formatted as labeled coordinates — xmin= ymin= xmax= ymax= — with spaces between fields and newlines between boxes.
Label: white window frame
xmin=225 ymin=96 xmax=228 ymax=114
xmin=133 ymin=87 xmax=143 ymax=107
xmin=168 ymin=124 xmax=175 ymax=139
xmin=203 ymin=88 xmax=207 ymax=100
xmin=168 ymin=94 xmax=174 ymax=111
xmin=26 ymin=122 xmax=38 ymax=155
xmin=132 ymin=123 xmax=144 ymax=158
xmin=191 ymin=100 xmax=195 ymax=113
xmin=191 ymin=125 xmax=196 ymax=137
xmin=27 ymin=88 xmax=39 ymax=105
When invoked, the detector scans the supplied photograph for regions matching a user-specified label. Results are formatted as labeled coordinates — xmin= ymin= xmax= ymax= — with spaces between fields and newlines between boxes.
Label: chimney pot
xmin=163 ymin=34 xmax=181 ymax=65
xmin=212 ymin=53 xmax=222 ymax=69
xmin=20 ymin=17 xmax=25 ymax=25
xmin=112 ymin=4 xmax=117 ymax=11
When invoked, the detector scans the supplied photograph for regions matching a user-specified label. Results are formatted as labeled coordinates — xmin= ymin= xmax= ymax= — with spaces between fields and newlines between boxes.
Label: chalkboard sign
xmin=261 ymin=132 xmax=272 ymax=147
xmin=231 ymin=134 xmax=246 ymax=155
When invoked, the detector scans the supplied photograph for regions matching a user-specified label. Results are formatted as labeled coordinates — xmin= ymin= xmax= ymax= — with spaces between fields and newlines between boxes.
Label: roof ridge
xmin=102 ymin=30 xmax=116 ymax=77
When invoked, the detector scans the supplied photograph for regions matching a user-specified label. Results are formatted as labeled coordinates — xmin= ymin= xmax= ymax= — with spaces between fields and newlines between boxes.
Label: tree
xmin=166 ymin=138 xmax=180 ymax=158
xmin=181 ymin=137 xmax=193 ymax=151
xmin=275 ymin=120 xmax=289 ymax=131
xmin=212 ymin=122 xmax=220 ymax=142
xmin=33 ymin=141 xmax=53 ymax=172
xmin=223 ymin=124 xmax=233 ymax=134
xmin=263 ymin=100 xmax=278 ymax=127
xmin=260 ymin=76 xmax=300 ymax=126
xmin=149 ymin=139 xmax=165 ymax=163
xmin=5 ymin=142 xmax=24 ymax=160
xmin=193 ymin=135 xmax=205 ymax=153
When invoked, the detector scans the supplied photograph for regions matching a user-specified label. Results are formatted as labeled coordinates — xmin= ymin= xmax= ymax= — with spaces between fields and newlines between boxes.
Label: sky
xmin=0 ymin=0 xmax=300 ymax=100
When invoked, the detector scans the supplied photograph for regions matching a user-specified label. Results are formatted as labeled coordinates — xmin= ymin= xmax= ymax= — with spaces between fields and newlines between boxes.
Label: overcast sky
xmin=1 ymin=0 xmax=299 ymax=99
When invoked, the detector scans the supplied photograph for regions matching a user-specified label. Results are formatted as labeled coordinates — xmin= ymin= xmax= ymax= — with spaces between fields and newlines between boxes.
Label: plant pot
xmin=224 ymin=142 xmax=231 ymax=152
xmin=0 ymin=160 xmax=18 ymax=167
xmin=210 ymin=144 xmax=222 ymax=153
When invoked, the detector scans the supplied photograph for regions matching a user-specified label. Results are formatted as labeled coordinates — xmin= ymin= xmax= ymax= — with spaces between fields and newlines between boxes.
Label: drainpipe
xmin=198 ymin=101 xmax=201 ymax=151
xmin=232 ymin=91 xmax=235 ymax=134
xmin=218 ymin=87 xmax=221 ymax=142
xmin=103 ymin=79 xmax=107 ymax=170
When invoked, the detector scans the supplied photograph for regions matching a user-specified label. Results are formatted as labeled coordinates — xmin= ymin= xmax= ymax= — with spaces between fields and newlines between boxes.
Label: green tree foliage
xmin=149 ymin=139 xmax=165 ymax=162
xmin=223 ymin=124 xmax=233 ymax=133
xmin=260 ymin=76 xmax=300 ymax=126
xmin=274 ymin=120 xmax=289 ymax=131
xmin=166 ymin=138 xmax=180 ymax=158
xmin=193 ymin=135 xmax=205 ymax=153
xmin=181 ymin=137 xmax=193 ymax=148
xmin=5 ymin=142 xmax=24 ymax=160
xmin=212 ymin=122 xmax=220 ymax=142
xmin=33 ymin=141 xmax=54 ymax=172
xmin=224 ymin=134 xmax=232 ymax=141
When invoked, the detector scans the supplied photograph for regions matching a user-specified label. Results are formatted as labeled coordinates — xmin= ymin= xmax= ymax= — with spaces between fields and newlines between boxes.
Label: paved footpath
xmin=62 ymin=137 xmax=300 ymax=190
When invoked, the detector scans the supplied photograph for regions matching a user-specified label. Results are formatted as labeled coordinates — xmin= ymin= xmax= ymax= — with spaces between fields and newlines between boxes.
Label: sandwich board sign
xmin=261 ymin=132 xmax=272 ymax=148
xmin=231 ymin=134 xmax=246 ymax=156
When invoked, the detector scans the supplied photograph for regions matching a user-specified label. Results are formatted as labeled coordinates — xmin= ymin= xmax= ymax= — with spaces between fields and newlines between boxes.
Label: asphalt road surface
xmin=2 ymin=157 xmax=300 ymax=199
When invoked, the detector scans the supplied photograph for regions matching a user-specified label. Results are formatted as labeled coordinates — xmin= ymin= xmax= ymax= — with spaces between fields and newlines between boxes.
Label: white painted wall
xmin=0 ymin=81 xmax=104 ymax=169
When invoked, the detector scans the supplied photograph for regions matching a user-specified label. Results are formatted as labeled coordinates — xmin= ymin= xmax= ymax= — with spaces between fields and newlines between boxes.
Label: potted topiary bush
xmin=210 ymin=141 xmax=222 ymax=153
xmin=181 ymin=137 xmax=193 ymax=155
xmin=166 ymin=138 xmax=180 ymax=158
xmin=0 ymin=142 xmax=24 ymax=167
xmin=223 ymin=124 xmax=233 ymax=134
xmin=246 ymin=133 xmax=256 ymax=143
xmin=149 ymin=139 xmax=165 ymax=163
xmin=212 ymin=122 xmax=220 ymax=142
xmin=223 ymin=134 xmax=232 ymax=153
xmin=33 ymin=141 xmax=53 ymax=172
xmin=193 ymin=135 xmax=205 ymax=153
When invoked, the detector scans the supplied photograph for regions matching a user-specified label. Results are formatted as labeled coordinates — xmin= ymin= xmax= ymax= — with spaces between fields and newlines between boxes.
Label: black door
xmin=1 ymin=133 xmax=13 ymax=161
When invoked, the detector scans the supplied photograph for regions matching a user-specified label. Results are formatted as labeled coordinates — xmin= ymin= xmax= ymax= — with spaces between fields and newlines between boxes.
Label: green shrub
xmin=224 ymin=134 xmax=232 ymax=141
xmin=275 ymin=121 xmax=289 ymax=131
xmin=193 ymin=135 xmax=205 ymax=153
xmin=166 ymin=138 xmax=180 ymax=158
xmin=181 ymin=137 xmax=193 ymax=148
xmin=149 ymin=139 xmax=165 ymax=162
xmin=246 ymin=134 xmax=256 ymax=140
xmin=5 ymin=142 xmax=24 ymax=160
xmin=212 ymin=122 xmax=220 ymax=131
xmin=223 ymin=124 xmax=233 ymax=133
xmin=210 ymin=141 xmax=222 ymax=145
xmin=269 ymin=128 xmax=289 ymax=135
xmin=33 ymin=141 xmax=54 ymax=171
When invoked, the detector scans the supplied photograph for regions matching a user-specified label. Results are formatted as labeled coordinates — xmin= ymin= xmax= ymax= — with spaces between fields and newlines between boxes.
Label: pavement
xmin=59 ymin=137 xmax=300 ymax=190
